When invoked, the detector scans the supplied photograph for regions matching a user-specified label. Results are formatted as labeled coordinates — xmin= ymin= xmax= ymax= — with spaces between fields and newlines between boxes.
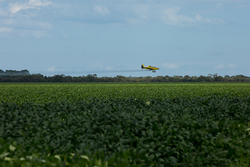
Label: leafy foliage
xmin=1 ymin=88 xmax=250 ymax=166
xmin=1 ymin=83 xmax=250 ymax=104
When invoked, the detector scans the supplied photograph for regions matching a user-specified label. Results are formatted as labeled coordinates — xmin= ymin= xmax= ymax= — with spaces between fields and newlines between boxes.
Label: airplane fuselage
xmin=141 ymin=64 xmax=159 ymax=72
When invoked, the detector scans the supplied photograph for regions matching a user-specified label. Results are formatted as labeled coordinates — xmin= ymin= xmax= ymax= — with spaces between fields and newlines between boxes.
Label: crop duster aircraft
xmin=141 ymin=64 xmax=159 ymax=73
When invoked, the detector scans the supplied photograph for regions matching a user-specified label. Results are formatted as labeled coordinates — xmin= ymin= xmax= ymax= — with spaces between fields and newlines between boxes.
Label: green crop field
xmin=1 ymin=83 xmax=250 ymax=166
xmin=1 ymin=83 xmax=250 ymax=103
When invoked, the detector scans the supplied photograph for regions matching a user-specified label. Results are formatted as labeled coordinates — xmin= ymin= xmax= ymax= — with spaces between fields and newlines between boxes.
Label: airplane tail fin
xmin=141 ymin=64 xmax=144 ymax=68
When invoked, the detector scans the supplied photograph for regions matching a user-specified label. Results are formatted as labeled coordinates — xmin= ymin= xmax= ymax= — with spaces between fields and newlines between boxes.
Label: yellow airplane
xmin=141 ymin=64 xmax=159 ymax=73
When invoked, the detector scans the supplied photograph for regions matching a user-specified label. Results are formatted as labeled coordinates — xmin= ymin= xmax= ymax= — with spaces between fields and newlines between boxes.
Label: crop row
xmin=1 ymin=83 xmax=250 ymax=104
xmin=1 ymin=96 xmax=250 ymax=166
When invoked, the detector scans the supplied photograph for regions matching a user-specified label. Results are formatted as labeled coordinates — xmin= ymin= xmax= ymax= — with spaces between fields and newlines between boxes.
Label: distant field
xmin=1 ymin=83 xmax=250 ymax=166
xmin=1 ymin=82 xmax=250 ymax=103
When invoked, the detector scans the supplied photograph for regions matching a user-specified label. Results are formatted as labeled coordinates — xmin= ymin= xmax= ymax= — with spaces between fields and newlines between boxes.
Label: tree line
xmin=0 ymin=73 xmax=250 ymax=82
xmin=0 ymin=69 xmax=30 ymax=76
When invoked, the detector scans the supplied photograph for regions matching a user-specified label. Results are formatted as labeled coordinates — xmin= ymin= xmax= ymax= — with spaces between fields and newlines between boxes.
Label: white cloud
xmin=105 ymin=66 xmax=113 ymax=70
xmin=133 ymin=4 xmax=149 ymax=20
xmin=94 ymin=5 xmax=110 ymax=15
xmin=9 ymin=3 xmax=31 ymax=14
xmin=214 ymin=64 xmax=225 ymax=69
xmin=162 ymin=8 xmax=194 ymax=25
xmin=47 ymin=67 xmax=55 ymax=72
xmin=161 ymin=7 xmax=224 ymax=25
xmin=0 ymin=27 xmax=13 ymax=32
xmin=125 ymin=4 xmax=149 ymax=24
xmin=9 ymin=0 xmax=51 ymax=14
xmin=195 ymin=14 xmax=202 ymax=21
xmin=0 ymin=8 xmax=6 ymax=16
xmin=126 ymin=17 xmax=144 ymax=24
xmin=62 ymin=32 xmax=67 ymax=39
xmin=29 ymin=0 xmax=50 ymax=7
xmin=214 ymin=64 xmax=237 ymax=69
xmin=37 ymin=21 xmax=52 ymax=29
xmin=163 ymin=63 xmax=179 ymax=69
xmin=228 ymin=64 xmax=236 ymax=68
xmin=32 ymin=30 xmax=47 ymax=38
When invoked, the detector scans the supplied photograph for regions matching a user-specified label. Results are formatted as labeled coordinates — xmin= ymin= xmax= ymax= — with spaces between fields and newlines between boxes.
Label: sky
xmin=0 ymin=0 xmax=250 ymax=77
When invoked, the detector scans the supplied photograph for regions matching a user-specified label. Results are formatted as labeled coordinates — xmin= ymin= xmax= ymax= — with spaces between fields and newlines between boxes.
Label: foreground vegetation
xmin=1 ymin=83 xmax=250 ymax=166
